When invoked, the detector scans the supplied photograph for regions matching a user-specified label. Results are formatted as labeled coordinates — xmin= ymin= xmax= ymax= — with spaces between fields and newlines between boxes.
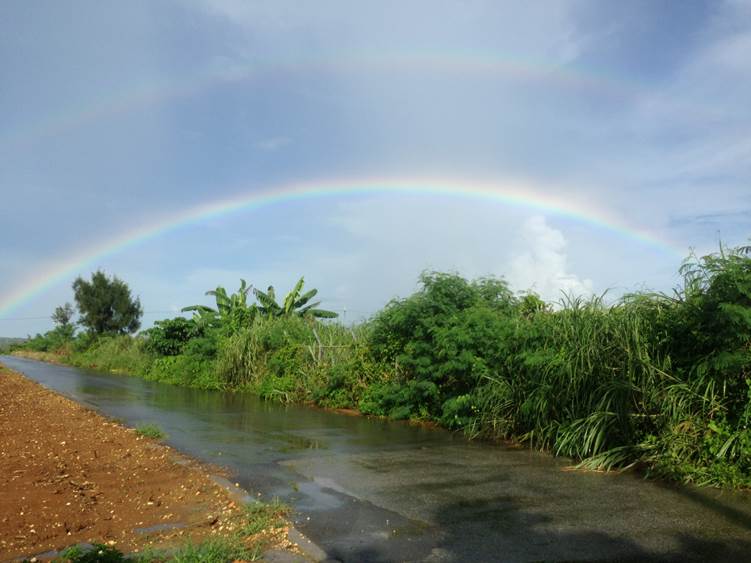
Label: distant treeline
xmin=13 ymin=244 xmax=751 ymax=488
xmin=0 ymin=337 xmax=26 ymax=352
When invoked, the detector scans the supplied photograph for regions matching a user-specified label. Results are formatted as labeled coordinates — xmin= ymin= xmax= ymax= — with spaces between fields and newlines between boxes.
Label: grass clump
xmin=240 ymin=498 xmax=290 ymax=536
xmin=135 ymin=423 xmax=166 ymax=440
xmin=157 ymin=499 xmax=289 ymax=561
xmin=50 ymin=538 xmax=259 ymax=562
xmin=54 ymin=543 xmax=131 ymax=562
xmin=169 ymin=537 xmax=259 ymax=562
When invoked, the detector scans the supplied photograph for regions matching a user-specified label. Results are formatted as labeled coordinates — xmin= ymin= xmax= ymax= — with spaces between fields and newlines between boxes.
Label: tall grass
xmin=67 ymin=334 xmax=155 ymax=375
xmin=216 ymin=315 xmax=377 ymax=406
xmin=464 ymin=247 xmax=751 ymax=485
xmin=469 ymin=295 xmax=672 ymax=469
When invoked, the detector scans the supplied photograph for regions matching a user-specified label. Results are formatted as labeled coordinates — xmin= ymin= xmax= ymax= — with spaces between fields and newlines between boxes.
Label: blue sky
xmin=1 ymin=0 xmax=750 ymax=336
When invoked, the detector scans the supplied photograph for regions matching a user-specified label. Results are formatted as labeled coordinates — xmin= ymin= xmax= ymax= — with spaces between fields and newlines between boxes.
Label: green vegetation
xmin=135 ymin=423 xmax=166 ymax=440
xmin=51 ymin=303 xmax=76 ymax=339
xmin=253 ymin=276 xmax=338 ymax=319
xmin=0 ymin=337 xmax=25 ymax=353
xmin=52 ymin=538 xmax=256 ymax=562
xmin=167 ymin=537 xmax=260 ymax=563
xmin=181 ymin=279 xmax=256 ymax=332
xmin=240 ymin=498 xmax=290 ymax=537
xmin=57 ymin=543 xmax=130 ymax=563
xmin=47 ymin=498 xmax=290 ymax=562
xmin=73 ymin=270 xmax=143 ymax=335
xmin=13 ymin=244 xmax=751 ymax=488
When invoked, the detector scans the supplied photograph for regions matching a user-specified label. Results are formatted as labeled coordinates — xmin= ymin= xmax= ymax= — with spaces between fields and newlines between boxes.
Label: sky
xmin=1 ymin=0 xmax=750 ymax=336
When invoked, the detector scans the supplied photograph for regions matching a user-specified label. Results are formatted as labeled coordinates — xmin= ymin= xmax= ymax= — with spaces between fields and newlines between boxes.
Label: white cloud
xmin=509 ymin=216 xmax=593 ymax=301
xmin=328 ymin=198 xmax=601 ymax=307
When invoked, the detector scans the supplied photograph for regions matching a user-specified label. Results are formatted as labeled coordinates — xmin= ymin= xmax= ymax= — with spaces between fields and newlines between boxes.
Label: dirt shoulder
xmin=0 ymin=364 xmax=295 ymax=561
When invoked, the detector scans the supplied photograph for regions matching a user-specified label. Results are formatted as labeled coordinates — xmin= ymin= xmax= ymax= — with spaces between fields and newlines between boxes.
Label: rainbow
xmin=0 ymin=177 xmax=683 ymax=317
xmin=2 ymin=51 xmax=636 ymax=151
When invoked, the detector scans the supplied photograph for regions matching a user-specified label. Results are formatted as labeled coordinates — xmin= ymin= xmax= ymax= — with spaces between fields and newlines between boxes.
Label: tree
xmin=72 ymin=271 xmax=143 ymax=335
xmin=51 ymin=302 xmax=75 ymax=339
xmin=254 ymin=277 xmax=338 ymax=319
xmin=52 ymin=302 xmax=74 ymax=328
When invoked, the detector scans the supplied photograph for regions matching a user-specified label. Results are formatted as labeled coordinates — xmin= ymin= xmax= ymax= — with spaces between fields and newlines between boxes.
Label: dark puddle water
xmin=4 ymin=355 xmax=751 ymax=562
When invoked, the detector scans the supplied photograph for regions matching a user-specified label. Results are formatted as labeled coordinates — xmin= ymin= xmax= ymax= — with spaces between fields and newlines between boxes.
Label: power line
xmin=0 ymin=310 xmax=178 ymax=321
xmin=0 ymin=308 xmax=376 ymax=322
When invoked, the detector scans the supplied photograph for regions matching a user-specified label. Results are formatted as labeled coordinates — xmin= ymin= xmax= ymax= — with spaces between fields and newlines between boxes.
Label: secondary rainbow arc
xmin=2 ymin=51 xmax=636 ymax=151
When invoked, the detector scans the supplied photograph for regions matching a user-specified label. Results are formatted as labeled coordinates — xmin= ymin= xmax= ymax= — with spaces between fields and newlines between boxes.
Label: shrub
xmin=367 ymin=271 xmax=518 ymax=419
xmin=20 ymin=326 xmax=74 ymax=353
xmin=143 ymin=317 xmax=203 ymax=356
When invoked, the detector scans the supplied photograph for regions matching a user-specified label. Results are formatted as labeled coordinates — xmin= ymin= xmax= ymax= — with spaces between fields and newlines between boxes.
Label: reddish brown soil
xmin=0 ymin=365 xmax=281 ymax=560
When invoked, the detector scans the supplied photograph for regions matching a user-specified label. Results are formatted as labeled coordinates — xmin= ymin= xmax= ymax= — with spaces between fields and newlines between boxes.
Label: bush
xmin=440 ymin=393 xmax=477 ymax=429
xmin=367 ymin=271 xmax=518 ymax=419
xmin=20 ymin=326 xmax=75 ymax=353
xmin=313 ymin=348 xmax=383 ymax=409
xmin=143 ymin=316 xmax=203 ymax=356
xmin=359 ymin=380 xmax=440 ymax=420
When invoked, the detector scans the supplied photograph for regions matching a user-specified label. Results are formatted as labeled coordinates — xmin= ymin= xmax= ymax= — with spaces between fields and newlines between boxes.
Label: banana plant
xmin=253 ymin=284 xmax=282 ymax=317
xmin=182 ymin=279 xmax=256 ymax=329
xmin=254 ymin=277 xmax=338 ymax=319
